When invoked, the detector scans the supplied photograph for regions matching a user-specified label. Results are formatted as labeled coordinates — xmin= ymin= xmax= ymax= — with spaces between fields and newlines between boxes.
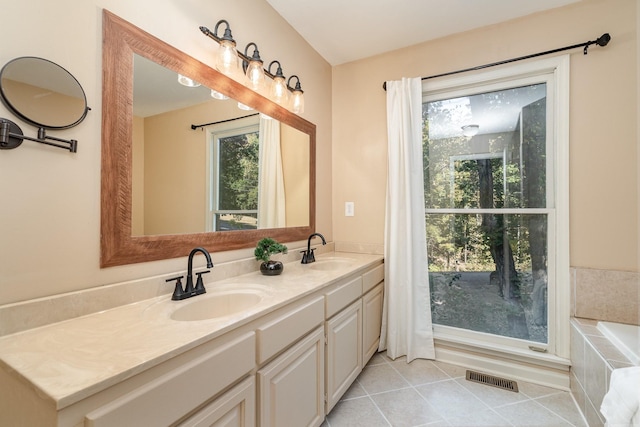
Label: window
xmin=207 ymin=121 xmax=260 ymax=231
xmin=423 ymin=57 xmax=570 ymax=357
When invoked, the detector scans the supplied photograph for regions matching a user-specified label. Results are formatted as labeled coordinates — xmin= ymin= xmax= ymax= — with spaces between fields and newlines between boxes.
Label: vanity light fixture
xmin=243 ymin=42 xmax=265 ymax=93
xmin=268 ymin=60 xmax=289 ymax=106
xmin=200 ymin=21 xmax=306 ymax=114
xmin=461 ymin=124 xmax=480 ymax=137
xmin=287 ymin=75 xmax=304 ymax=114
xmin=211 ymin=20 xmax=239 ymax=76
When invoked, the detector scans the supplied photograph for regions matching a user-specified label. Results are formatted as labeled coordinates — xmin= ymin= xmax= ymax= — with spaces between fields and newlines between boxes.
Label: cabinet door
xmin=179 ymin=377 xmax=255 ymax=427
xmin=325 ymin=299 xmax=362 ymax=413
xmin=258 ymin=327 xmax=324 ymax=427
xmin=362 ymin=283 xmax=384 ymax=364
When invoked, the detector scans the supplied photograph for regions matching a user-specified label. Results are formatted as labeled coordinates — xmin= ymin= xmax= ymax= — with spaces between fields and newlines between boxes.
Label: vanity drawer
xmin=325 ymin=276 xmax=362 ymax=318
xmin=362 ymin=264 xmax=384 ymax=294
xmin=256 ymin=296 xmax=324 ymax=364
xmin=85 ymin=332 xmax=255 ymax=427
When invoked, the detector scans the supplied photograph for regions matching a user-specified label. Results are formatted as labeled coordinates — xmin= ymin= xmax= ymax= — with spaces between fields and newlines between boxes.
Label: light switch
xmin=345 ymin=202 xmax=355 ymax=217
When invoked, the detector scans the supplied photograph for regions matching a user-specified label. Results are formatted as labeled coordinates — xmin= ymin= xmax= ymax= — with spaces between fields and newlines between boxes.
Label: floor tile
xmin=493 ymin=400 xmax=574 ymax=426
xmin=416 ymin=379 xmax=489 ymax=419
xmin=370 ymin=387 xmax=444 ymax=427
xmin=357 ymin=363 xmax=411 ymax=394
xmin=325 ymin=352 xmax=587 ymax=427
xmin=327 ymin=396 xmax=390 ymax=427
xmin=390 ymin=358 xmax=450 ymax=386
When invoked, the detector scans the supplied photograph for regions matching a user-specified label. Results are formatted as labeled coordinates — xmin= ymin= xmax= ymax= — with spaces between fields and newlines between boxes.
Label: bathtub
xmin=597 ymin=321 xmax=640 ymax=366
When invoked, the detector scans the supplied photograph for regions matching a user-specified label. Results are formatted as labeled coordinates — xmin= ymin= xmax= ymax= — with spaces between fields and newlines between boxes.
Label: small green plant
xmin=254 ymin=238 xmax=288 ymax=263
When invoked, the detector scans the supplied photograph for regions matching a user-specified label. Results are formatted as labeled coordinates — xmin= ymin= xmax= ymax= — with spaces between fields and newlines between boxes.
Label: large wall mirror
xmin=101 ymin=10 xmax=316 ymax=267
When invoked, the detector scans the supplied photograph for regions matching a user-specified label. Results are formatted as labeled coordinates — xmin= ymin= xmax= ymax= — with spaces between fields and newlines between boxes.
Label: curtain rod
xmin=382 ymin=33 xmax=611 ymax=91
xmin=191 ymin=113 xmax=259 ymax=130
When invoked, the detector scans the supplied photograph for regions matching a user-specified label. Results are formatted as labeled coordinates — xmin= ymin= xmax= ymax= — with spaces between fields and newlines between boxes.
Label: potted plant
xmin=255 ymin=238 xmax=288 ymax=276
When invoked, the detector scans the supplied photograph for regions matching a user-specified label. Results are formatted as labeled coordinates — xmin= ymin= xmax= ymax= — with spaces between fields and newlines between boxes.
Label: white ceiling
xmin=265 ymin=0 xmax=581 ymax=65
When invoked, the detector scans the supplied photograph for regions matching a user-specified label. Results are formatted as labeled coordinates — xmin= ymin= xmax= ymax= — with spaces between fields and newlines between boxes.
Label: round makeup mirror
xmin=0 ymin=57 xmax=89 ymax=129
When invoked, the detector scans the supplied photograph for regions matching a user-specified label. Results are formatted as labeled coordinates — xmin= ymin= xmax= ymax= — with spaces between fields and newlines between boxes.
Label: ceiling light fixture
xmin=461 ymin=124 xmax=479 ymax=137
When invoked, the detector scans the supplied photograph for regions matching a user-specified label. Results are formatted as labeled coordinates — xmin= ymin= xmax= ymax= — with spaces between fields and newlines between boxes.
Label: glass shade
xmin=290 ymin=89 xmax=304 ymax=114
xmin=269 ymin=75 xmax=289 ymax=106
xmin=215 ymin=40 xmax=239 ymax=76
xmin=245 ymin=60 xmax=265 ymax=93
xmin=210 ymin=89 xmax=229 ymax=100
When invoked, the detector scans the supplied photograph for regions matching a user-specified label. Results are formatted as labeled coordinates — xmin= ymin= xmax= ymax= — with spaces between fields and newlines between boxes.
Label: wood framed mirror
xmin=101 ymin=10 xmax=315 ymax=267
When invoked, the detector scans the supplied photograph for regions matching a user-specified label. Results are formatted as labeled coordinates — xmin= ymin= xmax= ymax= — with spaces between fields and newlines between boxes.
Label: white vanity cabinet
xmin=257 ymin=327 xmax=325 ymax=427
xmin=255 ymin=295 xmax=325 ymax=427
xmin=178 ymin=377 xmax=255 ymax=427
xmin=362 ymin=265 xmax=384 ymax=364
xmin=84 ymin=332 xmax=256 ymax=427
xmin=325 ymin=299 xmax=362 ymax=412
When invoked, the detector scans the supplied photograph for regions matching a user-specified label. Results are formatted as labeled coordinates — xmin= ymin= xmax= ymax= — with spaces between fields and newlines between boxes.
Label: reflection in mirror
xmin=131 ymin=55 xmax=309 ymax=236
xmin=101 ymin=10 xmax=315 ymax=267
xmin=0 ymin=57 xmax=88 ymax=129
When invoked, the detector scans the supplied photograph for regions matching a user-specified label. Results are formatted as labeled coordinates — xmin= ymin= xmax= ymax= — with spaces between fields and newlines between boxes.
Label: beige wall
xmin=0 ymin=0 xmax=332 ymax=305
xmin=332 ymin=0 xmax=638 ymax=273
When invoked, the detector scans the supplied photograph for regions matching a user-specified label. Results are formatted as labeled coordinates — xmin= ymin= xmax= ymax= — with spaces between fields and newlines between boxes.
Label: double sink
xmin=169 ymin=257 xmax=356 ymax=322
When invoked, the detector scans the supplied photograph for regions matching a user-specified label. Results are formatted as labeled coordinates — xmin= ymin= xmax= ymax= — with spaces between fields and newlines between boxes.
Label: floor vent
xmin=466 ymin=370 xmax=519 ymax=393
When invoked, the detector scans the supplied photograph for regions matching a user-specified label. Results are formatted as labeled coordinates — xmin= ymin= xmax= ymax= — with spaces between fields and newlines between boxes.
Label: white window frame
xmin=205 ymin=116 xmax=260 ymax=232
xmin=422 ymin=55 xmax=570 ymax=362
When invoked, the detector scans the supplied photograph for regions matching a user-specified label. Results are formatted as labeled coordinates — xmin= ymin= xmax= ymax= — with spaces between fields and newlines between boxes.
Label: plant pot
xmin=260 ymin=260 xmax=284 ymax=276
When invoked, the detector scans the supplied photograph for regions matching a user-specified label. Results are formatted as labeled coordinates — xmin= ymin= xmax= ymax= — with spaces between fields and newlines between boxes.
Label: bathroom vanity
xmin=0 ymin=253 xmax=383 ymax=427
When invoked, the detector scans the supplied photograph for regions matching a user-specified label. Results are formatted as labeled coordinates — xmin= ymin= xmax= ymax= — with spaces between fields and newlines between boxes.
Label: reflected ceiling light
xmin=211 ymin=20 xmax=239 ymax=76
xmin=243 ymin=42 xmax=265 ymax=93
xmin=461 ymin=124 xmax=480 ymax=137
xmin=237 ymin=102 xmax=253 ymax=111
xmin=287 ymin=75 xmax=304 ymax=114
xmin=268 ymin=60 xmax=289 ymax=106
xmin=210 ymin=89 xmax=229 ymax=100
xmin=178 ymin=74 xmax=201 ymax=87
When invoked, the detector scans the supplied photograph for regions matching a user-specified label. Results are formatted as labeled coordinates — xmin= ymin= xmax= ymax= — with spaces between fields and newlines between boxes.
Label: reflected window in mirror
xmin=208 ymin=118 xmax=259 ymax=232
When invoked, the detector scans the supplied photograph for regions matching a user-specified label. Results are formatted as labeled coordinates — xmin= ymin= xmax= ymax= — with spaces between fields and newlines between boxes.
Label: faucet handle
xmin=194 ymin=270 xmax=210 ymax=295
xmin=166 ymin=276 xmax=186 ymax=301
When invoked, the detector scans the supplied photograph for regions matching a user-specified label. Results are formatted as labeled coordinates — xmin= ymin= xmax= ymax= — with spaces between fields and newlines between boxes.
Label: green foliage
xmin=218 ymin=132 xmax=259 ymax=211
xmin=254 ymin=238 xmax=288 ymax=263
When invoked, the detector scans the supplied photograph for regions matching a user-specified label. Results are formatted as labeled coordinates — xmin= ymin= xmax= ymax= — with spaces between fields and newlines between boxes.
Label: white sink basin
xmin=171 ymin=290 xmax=264 ymax=321
xmin=308 ymin=258 xmax=355 ymax=271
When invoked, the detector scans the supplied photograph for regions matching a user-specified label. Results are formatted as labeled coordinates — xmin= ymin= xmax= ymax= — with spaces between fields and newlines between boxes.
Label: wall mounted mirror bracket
xmin=0 ymin=118 xmax=78 ymax=152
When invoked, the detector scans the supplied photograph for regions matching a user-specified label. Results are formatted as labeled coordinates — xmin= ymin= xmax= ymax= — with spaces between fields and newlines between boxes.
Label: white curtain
xmin=379 ymin=77 xmax=435 ymax=362
xmin=257 ymin=117 xmax=286 ymax=228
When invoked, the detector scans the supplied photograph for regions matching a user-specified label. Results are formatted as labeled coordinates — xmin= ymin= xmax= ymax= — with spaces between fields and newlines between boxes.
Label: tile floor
xmin=323 ymin=352 xmax=588 ymax=427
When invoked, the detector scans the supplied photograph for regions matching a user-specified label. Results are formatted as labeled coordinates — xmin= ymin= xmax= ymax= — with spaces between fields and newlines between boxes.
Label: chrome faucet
xmin=166 ymin=247 xmax=214 ymax=300
xmin=301 ymin=233 xmax=326 ymax=264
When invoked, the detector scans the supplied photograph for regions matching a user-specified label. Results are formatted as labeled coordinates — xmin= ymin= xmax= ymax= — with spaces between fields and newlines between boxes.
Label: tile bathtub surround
xmin=323 ymin=352 xmax=587 ymax=427
xmin=570 ymin=318 xmax=635 ymax=427
xmin=0 ymin=242 xmax=335 ymax=337
xmin=572 ymin=267 xmax=640 ymax=325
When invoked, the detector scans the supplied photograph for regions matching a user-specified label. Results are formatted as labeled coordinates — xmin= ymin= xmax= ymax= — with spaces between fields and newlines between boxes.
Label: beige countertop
xmin=0 ymin=252 xmax=383 ymax=410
